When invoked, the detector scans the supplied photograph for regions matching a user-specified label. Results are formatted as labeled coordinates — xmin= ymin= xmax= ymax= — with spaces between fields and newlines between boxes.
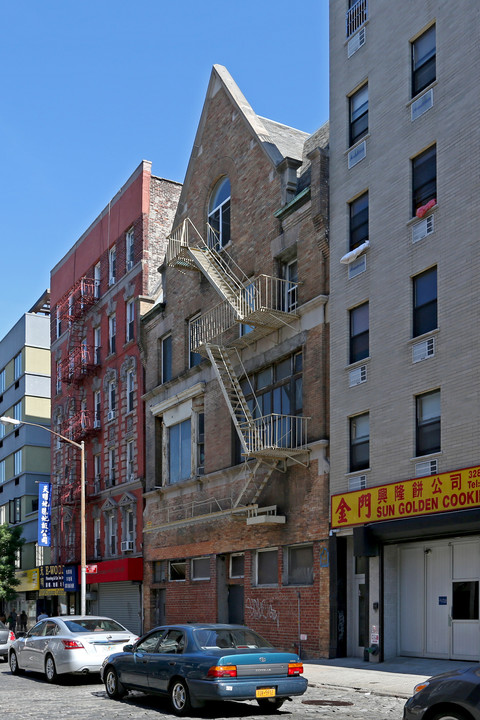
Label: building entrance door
xmin=399 ymin=537 xmax=480 ymax=660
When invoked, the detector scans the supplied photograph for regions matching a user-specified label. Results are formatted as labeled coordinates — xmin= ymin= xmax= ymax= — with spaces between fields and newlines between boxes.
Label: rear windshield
xmin=64 ymin=619 xmax=126 ymax=633
xmin=194 ymin=628 xmax=274 ymax=650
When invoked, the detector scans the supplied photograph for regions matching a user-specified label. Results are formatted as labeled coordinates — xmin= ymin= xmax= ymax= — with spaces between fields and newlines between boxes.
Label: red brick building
xmin=141 ymin=66 xmax=330 ymax=657
xmin=50 ymin=161 xmax=180 ymax=632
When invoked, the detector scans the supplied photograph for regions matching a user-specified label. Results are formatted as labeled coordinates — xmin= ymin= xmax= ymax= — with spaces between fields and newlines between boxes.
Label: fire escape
xmin=54 ymin=276 xmax=100 ymax=561
xmin=166 ymin=219 xmax=309 ymax=524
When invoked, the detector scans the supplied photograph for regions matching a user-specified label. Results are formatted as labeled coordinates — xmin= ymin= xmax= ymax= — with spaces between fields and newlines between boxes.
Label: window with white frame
xmin=416 ymin=389 xmax=440 ymax=457
xmin=189 ymin=315 xmax=202 ymax=368
xmin=412 ymin=24 xmax=436 ymax=97
xmin=208 ymin=176 xmax=231 ymax=249
xmin=94 ymin=262 xmax=101 ymax=298
xmin=13 ymin=401 xmax=22 ymax=421
xmin=256 ymin=548 xmax=278 ymax=585
xmin=14 ymin=450 xmax=22 ymax=475
xmin=94 ymin=453 xmax=101 ymax=489
xmin=56 ymin=307 xmax=62 ymax=338
xmin=281 ymin=259 xmax=298 ymax=313
xmin=108 ymin=448 xmax=116 ymax=485
xmin=109 ymin=315 xmax=116 ymax=355
xmin=109 ymin=246 xmax=116 ymax=285
xmin=191 ymin=556 xmax=210 ymax=580
xmin=123 ymin=506 xmax=135 ymax=543
xmin=14 ymin=353 xmax=22 ymax=380
xmin=169 ymin=559 xmax=186 ymax=581
xmin=126 ymin=369 xmax=134 ymax=413
xmin=349 ymin=83 xmax=368 ymax=146
xmin=126 ymin=228 xmax=135 ymax=270
xmin=350 ymin=412 xmax=370 ymax=472
xmin=94 ymin=389 xmax=101 ymax=426
xmin=349 ymin=192 xmax=368 ymax=250
xmin=412 ymin=145 xmax=436 ymax=217
xmin=106 ymin=510 xmax=117 ymax=556
xmin=169 ymin=419 xmax=191 ymax=484
xmin=93 ymin=517 xmax=101 ymax=558
xmin=350 ymin=302 xmax=369 ymax=364
xmin=286 ymin=544 xmax=314 ymax=585
xmin=230 ymin=553 xmax=245 ymax=578
xmin=126 ymin=440 xmax=134 ymax=481
xmin=126 ymin=299 xmax=135 ymax=343
xmin=94 ymin=326 xmax=101 ymax=364
xmin=196 ymin=413 xmax=205 ymax=476
xmin=108 ymin=380 xmax=116 ymax=418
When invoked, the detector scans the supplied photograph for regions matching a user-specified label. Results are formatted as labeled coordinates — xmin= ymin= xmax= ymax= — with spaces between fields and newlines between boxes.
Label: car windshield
xmin=63 ymin=619 xmax=127 ymax=633
xmin=194 ymin=628 xmax=274 ymax=650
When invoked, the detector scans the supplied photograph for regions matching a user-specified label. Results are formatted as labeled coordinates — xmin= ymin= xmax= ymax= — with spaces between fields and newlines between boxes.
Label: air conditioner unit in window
xmin=121 ymin=540 xmax=134 ymax=552
xmin=413 ymin=337 xmax=435 ymax=363
xmin=412 ymin=214 xmax=434 ymax=243
xmin=107 ymin=410 xmax=115 ymax=421
xmin=126 ymin=260 xmax=134 ymax=271
xmin=93 ymin=419 xmax=101 ymax=429
xmin=349 ymin=365 xmax=367 ymax=387
xmin=347 ymin=26 xmax=366 ymax=57
xmin=415 ymin=459 xmax=438 ymax=477
xmin=349 ymin=475 xmax=367 ymax=491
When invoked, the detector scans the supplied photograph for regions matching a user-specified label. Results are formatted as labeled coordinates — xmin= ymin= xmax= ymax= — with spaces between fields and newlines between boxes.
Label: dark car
xmin=404 ymin=664 xmax=480 ymax=720
xmin=101 ymin=623 xmax=307 ymax=715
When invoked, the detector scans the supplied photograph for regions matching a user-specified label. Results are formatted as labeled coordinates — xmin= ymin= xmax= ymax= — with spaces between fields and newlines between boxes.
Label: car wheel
xmin=257 ymin=698 xmax=286 ymax=713
xmin=45 ymin=654 xmax=58 ymax=683
xmin=170 ymin=678 xmax=192 ymax=716
xmin=431 ymin=712 xmax=470 ymax=720
xmin=9 ymin=651 xmax=21 ymax=675
xmin=104 ymin=666 xmax=127 ymax=699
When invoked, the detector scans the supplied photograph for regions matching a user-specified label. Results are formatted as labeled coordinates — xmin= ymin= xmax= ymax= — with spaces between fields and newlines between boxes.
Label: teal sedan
xmin=101 ymin=623 xmax=308 ymax=715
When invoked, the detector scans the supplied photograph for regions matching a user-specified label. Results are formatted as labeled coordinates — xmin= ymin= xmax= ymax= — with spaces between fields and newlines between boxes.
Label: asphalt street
xmin=0 ymin=659 xmax=412 ymax=720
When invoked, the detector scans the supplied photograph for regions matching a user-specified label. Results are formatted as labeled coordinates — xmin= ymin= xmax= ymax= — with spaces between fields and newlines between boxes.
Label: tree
xmin=0 ymin=524 xmax=25 ymax=602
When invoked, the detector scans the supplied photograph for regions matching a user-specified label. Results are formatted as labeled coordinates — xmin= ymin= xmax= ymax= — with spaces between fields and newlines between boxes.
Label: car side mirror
xmin=123 ymin=643 xmax=134 ymax=652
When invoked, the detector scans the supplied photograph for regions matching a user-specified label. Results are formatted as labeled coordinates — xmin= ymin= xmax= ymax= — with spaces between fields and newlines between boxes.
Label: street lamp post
xmin=0 ymin=416 xmax=87 ymax=615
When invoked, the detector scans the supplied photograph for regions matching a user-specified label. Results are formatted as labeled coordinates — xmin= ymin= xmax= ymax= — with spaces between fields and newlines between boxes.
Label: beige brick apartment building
xmin=329 ymin=1 xmax=480 ymax=661
xmin=140 ymin=65 xmax=330 ymax=658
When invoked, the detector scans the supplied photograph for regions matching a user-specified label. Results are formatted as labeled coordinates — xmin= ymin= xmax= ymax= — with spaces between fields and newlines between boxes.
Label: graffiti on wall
xmin=245 ymin=597 xmax=280 ymax=628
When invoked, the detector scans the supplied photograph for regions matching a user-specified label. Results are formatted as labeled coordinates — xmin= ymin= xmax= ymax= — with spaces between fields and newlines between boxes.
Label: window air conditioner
xmin=121 ymin=540 xmax=134 ymax=552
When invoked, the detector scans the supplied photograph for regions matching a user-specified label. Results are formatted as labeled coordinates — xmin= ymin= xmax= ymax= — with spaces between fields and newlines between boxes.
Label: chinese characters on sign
xmin=38 ymin=482 xmax=52 ymax=547
xmin=331 ymin=466 xmax=480 ymax=529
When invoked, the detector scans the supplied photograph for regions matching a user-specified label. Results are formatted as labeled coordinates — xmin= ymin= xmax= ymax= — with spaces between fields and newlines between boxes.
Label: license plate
xmin=256 ymin=688 xmax=276 ymax=698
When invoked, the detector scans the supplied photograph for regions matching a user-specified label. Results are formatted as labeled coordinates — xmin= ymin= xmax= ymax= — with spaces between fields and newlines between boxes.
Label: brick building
xmin=141 ymin=66 xmax=330 ymax=658
xmin=329 ymin=1 xmax=480 ymax=662
xmin=50 ymin=161 xmax=180 ymax=632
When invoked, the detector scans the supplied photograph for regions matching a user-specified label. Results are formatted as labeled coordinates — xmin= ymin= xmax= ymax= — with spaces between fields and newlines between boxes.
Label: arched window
xmin=208 ymin=177 xmax=231 ymax=249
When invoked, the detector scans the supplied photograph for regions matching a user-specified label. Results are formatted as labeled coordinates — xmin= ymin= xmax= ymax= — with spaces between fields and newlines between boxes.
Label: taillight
xmin=62 ymin=640 xmax=84 ymax=650
xmin=288 ymin=662 xmax=303 ymax=676
xmin=8 ymin=631 xmax=15 ymax=642
xmin=207 ymin=665 xmax=237 ymax=678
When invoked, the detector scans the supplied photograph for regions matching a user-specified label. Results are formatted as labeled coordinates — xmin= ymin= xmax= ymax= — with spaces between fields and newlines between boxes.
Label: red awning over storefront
xmin=79 ymin=557 xmax=143 ymax=584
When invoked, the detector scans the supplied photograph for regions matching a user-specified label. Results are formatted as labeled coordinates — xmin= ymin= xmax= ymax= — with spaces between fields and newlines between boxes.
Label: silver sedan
xmin=8 ymin=615 xmax=138 ymax=682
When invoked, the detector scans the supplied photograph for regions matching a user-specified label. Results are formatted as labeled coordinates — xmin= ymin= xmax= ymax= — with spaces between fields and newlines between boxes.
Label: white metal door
xmin=451 ymin=540 xmax=480 ymax=660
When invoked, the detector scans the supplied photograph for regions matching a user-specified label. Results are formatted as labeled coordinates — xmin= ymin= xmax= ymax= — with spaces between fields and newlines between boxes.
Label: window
xmin=196 ymin=413 xmax=205 ymax=475
xmin=452 ymin=581 xmax=479 ymax=620
xmin=412 ymin=145 xmax=436 ymax=216
xmin=106 ymin=510 xmax=117 ymax=555
xmin=126 ymin=369 xmax=134 ymax=413
xmin=126 ymin=228 xmax=135 ymax=270
xmin=126 ymin=440 xmax=134 ymax=480
xmin=13 ymin=401 xmax=22 ymax=422
xmin=123 ymin=507 xmax=135 ymax=543
xmin=169 ymin=559 xmax=186 ymax=581
xmin=256 ymin=548 xmax=278 ymax=585
xmin=14 ymin=450 xmax=22 ymax=475
xmin=94 ymin=390 xmax=101 ymax=426
xmin=413 ymin=267 xmax=437 ymax=337
xmin=153 ymin=560 xmax=166 ymax=583
xmin=350 ymin=413 xmax=370 ymax=472
xmin=208 ymin=177 xmax=231 ymax=249
xmin=126 ymin=299 xmax=135 ymax=342
xmin=416 ymin=390 xmax=440 ymax=456
xmin=349 ymin=84 xmax=368 ymax=146
xmin=55 ymin=360 xmax=62 ymax=393
xmin=14 ymin=353 xmax=22 ymax=380
xmin=349 ymin=192 xmax=368 ymax=250
xmin=189 ymin=316 xmax=202 ymax=368
xmin=0 ymin=423 xmax=4 ymax=439
xmin=286 ymin=545 xmax=314 ymax=585
xmin=108 ymin=380 xmax=116 ymax=417
xmin=94 ymin=453 xmax=101 ymax=484
xmin=9 ymin=497 xmax=21 ymax=524
xmin=109 ymin=246 xmax=116 ymax=285
xmin=350 ymin=303 xmax=369 ymax=364
xmin=93 ymin=517 xmax=101 ymax=558
xmin=346 ymin=0 xmax=367 ymax=38
xmin=191 ymin=557 xmax=210 ymax=580
xmin=108 ymin=315 xmax=116 ymax=355
xmin=169 ymin=419 xmax=191 ymax=484
xmin=161 ymin=334 xmax=172 ymax=384
xmin=0 ymin=460 xmax=4 ymax=484
xmin=158 ymin=629 xmax=185 ymax=654
xmin=56 ymin=308 xmax=62 ymax=339
xmin=281 ymin=259 xmax=298 ymax=312
xmin=94 ymin=327 xmax=101 ymax=364
xmin=230 ymin=553 xmax=245 ymax=578
xmin=412 ymin=25 xmax=436 ymax=96
xmin=0 ymin=368 xmax=4 ymax=393
xmin=108 ymin=448 xmax=116 ymax=486
xmin=94 ymin=262 xmax=101 ymax=299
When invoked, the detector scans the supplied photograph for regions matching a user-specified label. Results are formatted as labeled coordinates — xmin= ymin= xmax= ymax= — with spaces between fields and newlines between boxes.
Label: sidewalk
xmin=303 ymin=656 xmax=475 ymax=698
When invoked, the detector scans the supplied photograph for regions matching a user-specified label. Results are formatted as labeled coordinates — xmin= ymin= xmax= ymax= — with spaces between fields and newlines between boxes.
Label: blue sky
xmin=0 ymin=1 xmax=329 ymax=341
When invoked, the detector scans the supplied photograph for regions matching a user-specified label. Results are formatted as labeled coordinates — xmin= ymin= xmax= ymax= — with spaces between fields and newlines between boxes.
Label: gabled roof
xmin=174 ymin=64 xmax=310 ymax=221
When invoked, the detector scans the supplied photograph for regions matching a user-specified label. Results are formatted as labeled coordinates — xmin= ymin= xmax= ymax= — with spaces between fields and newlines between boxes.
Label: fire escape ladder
xmin=205 ymin=344 xmax=258 ymax=455
xmin=188 ymin=247 xmax=247 ymax=318
xmin=233 ymin=458 xmax=282 ymax=509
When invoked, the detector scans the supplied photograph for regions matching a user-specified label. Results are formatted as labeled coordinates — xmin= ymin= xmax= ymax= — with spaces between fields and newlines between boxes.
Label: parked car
xmin=403 ymin=664 xmax=480 ymax=720
xmin=0 ymin=621 xmax=15 ymax=661
xmin=101 ymin=623 xmax=308 ymax=715
xmin=8 ymin=615 xmax=138 ymax=682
